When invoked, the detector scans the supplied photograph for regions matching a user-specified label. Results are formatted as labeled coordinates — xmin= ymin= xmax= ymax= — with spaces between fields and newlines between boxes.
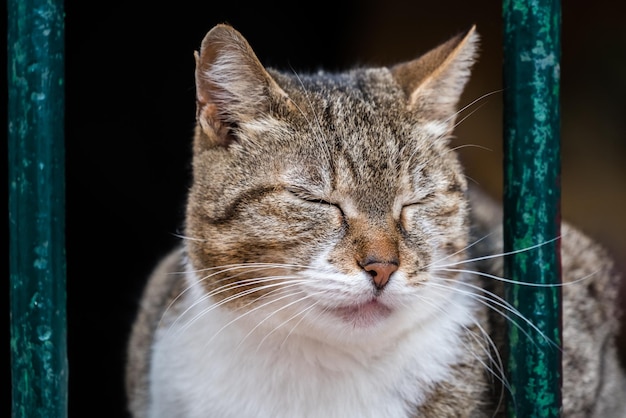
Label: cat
xmin=125 ymin=24 xmax=626 ymax=417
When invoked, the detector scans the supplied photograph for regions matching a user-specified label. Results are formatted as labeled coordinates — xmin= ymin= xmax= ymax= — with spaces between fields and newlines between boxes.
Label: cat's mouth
xmin=329 ymin=299 xmax=393 ymax=327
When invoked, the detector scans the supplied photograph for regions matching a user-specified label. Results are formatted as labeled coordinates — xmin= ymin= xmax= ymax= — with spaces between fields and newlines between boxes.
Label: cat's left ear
xmin=391 ymin=26 xmax=479 ymax=126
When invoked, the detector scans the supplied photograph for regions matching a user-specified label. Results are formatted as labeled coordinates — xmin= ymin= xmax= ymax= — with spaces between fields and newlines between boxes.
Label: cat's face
xmin=184 ymin=24 xmax=478 ymax=340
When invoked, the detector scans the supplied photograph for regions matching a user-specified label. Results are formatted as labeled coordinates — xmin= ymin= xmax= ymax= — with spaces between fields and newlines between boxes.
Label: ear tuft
xmin=391 ymin=26 xmax=479 ymax=124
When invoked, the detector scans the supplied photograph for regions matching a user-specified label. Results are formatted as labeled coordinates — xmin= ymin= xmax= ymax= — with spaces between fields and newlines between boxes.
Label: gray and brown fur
xmin=126 ymin=24 xmax=626 ymax=417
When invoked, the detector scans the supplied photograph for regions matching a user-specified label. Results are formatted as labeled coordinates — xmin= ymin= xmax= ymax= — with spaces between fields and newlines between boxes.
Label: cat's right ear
xmin=194 ymin=24 xmax=289 ymax=146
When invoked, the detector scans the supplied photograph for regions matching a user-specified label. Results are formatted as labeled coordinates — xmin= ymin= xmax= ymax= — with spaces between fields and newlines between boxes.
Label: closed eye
xmin=285 ymin=186 xmax=343 ymax=213
xmin=403 ymin=192 xmax=436 ymax=208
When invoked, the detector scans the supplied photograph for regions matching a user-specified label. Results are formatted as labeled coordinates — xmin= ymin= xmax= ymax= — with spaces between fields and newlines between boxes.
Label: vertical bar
xmin=8 ymin=0 xmax=68 ymax=417
xmin=502 ymin=1 xmax=562 ymax=417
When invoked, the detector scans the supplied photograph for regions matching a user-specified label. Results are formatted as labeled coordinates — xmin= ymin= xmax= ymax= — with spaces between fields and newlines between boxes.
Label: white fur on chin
xmin=148 ymin=265 xmax=477 ymax=418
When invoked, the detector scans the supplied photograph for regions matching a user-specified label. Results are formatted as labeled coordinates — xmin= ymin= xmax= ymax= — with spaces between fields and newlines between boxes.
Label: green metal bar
xmin=8 ymin=0 xmax=68 ymax=417
xmin=502 ymin=0 xmax=562 ymax=417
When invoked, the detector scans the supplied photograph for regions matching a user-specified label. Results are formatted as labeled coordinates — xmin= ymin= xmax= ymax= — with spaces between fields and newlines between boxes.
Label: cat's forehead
xmin=274 ymin=67 xmax=449 ymax=146
xmin=277 ymin=67 xmax=407 ymax=118
xmin=273 ymin=70 xmax=399 ymax=148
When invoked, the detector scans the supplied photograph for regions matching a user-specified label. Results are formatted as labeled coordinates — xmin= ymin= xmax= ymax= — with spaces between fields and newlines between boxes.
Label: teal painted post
xmin=502 ymin=0 xmax=562 ymax=417
xmin=8 ymin=0 xmax=68 ymax=417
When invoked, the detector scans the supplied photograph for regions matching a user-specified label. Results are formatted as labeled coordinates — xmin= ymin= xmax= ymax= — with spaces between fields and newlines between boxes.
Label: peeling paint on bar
xmin=8 ymin=0 xmax=68 ymax=417
xmin=502 ymin=0 xmax=562 ymax=417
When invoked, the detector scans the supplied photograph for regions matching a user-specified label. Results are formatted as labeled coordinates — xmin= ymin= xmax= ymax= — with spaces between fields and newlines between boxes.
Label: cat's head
xmin=185 ymin=24 xmax=479 ymax=340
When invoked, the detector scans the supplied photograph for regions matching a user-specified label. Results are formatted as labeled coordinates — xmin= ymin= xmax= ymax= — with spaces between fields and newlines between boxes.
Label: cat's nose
xmin=363 ymin=262 xmax=398 ymax=289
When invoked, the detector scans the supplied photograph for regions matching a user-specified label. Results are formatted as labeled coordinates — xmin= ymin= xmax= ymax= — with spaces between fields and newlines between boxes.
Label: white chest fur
xmin=148 ymin=272 xmax=477 ymax=418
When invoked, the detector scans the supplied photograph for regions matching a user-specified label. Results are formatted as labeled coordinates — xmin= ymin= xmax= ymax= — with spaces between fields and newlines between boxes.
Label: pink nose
xmin=363 ymin=262 xmax=398 ymax=289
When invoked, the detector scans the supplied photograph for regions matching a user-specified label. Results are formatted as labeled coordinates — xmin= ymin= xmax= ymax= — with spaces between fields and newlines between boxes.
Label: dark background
xmin=6 ymin=1 xmax=625 ymax=416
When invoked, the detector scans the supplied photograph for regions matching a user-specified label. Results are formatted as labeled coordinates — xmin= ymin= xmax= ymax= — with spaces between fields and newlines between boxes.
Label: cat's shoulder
xmin=125 ymin=246 xmax=186 ymax=417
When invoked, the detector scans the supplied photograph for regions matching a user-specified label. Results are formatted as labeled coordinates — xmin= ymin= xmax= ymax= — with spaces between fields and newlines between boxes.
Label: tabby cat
xmin=125 ymin=24 xmax=626 ymax=417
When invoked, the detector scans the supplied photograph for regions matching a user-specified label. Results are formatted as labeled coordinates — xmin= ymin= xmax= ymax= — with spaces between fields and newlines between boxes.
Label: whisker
xmin=462 ymin=320 xmax=511 ymax=408
xmin=464 ymin=174 xmax=481 ymax=185
xmin=189 ymin=261 xmax=312 ymax=274
xmin=248 ymin=291 xmax=325 ymax=351
xmin=162 ymin=268 xmax=298 ymax=330
xmin=414 ymin=89 xmax=503 ymax=160
xmin=431 ymin=236 xmax=561 ymax=269
xmin=468 ymin=319 xmax=510 ymax=413
xmin=446 ymin=143 xmax=493 ymax=153
xmin=279 ymin=301 xmax=324 ymax=350
xmin=160 ymin=262 xmax=317 ymax=328
xmin=170 ymin=277 xmax=306 ymax=338
xmin=426 ymin=279 xmax=559 ymax=350
xmin=407 ymin=286 xmax=511 ymax=400
xmin=201 ymin=285 xmax=314 ymax=350
xmin=437 ymin=266 xmax=596 ymax=288
xmin=237 ymin=290 xmax=309 ymax=349
xmin=451 ymin=101 xmax=487 ymax=130
xmin=424 ymin=233 xmax=494 ymax=270
xmin=172 ymin=233 xmax=206 ymax=242
xmin=444 ymin=89 xmax=503 ymax=126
